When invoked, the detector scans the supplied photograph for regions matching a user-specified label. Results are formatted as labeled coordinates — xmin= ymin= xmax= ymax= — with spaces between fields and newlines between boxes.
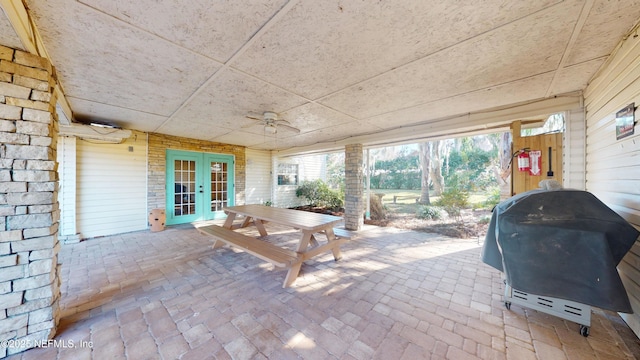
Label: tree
xmin=444 ymin=137 xmax=495 ymax=191
xmin=326 ymin=152 xmax=345 ymax=190
xmin=497 ymin=131 xmax=512 ymax=198
xmin=370 ymin=153 xmax=420 ymax=189
xmin=429 ymin=140 xmax=445 ymax=196
xmin=486 ymin=132 xmax=512 ymax=198
xmin=419 ymin=142 xmax=431 ymax=204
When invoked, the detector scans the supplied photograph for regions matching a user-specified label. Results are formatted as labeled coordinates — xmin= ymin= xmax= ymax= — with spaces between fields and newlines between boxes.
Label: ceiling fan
xmin=244 ymin=111 xmax=300 ymax=134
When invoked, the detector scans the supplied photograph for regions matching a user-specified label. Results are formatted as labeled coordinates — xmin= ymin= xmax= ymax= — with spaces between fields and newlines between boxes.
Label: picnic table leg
xmin=309 ymin=234 xmax=319 ymax=247
xmin=283 ymin=231 xmax=314 ymax=288
xmin=212 ymin=238 xmax=225 ymax=249
xmin=254 ymin=219 xmax=268 ymax=237
xmin=240 ymin=216 xmax=253 ymax=228
xmin=324 ymin=228 xmax=342 ymax=261
xmin=223 ymin=212 xmax=237 ymax=229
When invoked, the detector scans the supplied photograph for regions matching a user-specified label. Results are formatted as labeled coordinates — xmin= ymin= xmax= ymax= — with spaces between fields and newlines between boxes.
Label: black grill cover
xmin=482 ymin=189 xmax=639 ymax=312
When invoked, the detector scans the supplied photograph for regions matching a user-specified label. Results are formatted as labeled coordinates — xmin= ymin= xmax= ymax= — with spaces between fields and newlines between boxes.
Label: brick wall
xmin=344 ymin=144 xmax=364 ymax=230
xmin=0 ymin=46 xmax=60 ymax=357
xmin=147 ymin=133 xmax=246 ymax=210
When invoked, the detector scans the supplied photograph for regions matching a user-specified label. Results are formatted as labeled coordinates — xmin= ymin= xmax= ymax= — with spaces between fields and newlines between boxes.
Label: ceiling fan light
xmin=264 ymin=123 xmax=277 ymax=134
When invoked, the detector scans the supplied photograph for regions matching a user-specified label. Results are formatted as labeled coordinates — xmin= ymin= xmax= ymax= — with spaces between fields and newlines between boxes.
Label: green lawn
xmin=369 ymin=189 xmax=489 ymax=208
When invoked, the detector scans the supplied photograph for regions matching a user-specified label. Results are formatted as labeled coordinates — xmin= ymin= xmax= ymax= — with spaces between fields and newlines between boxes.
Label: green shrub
xmin=483 ymin=187 xmax=501 ymax=209
xmin=478 ymin=215 xmax=492 ymax=224
xmin=434 ymin=187 xmax=469 ymax=220
xmin=435 ymin=187 xmax=469 ymax=209
xmin=416 ymin=205 xmax=444 ymax=220
xmin=296 ymin=180 xmax=344 ymax=209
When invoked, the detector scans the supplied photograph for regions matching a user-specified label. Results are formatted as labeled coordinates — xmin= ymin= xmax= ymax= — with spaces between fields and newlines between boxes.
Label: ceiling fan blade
xmin=275 ymin=118 xmax=292 ymax=126
xmin=242 ymin=114 xmax=264 ymax=128
xmin=278 ymin=124 xmax=301 ymax=134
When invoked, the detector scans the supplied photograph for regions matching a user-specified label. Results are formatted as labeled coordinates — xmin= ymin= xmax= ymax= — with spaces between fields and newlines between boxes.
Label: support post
xmin=0 ymin=45 xmax=61 ymax=358
xmin=344 ymin=144 xmax=364 ymax=231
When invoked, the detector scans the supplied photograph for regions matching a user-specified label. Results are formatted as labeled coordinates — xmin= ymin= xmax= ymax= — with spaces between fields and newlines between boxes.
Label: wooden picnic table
xmin=199 ymin=204 xmax=349 ymax=287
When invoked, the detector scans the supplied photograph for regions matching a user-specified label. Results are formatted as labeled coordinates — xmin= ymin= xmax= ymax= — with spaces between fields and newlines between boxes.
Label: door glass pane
xmin=174 ymin=160 xmax=196 ymax=216
xmin=210 ymin=162 xmax=228 ymax=211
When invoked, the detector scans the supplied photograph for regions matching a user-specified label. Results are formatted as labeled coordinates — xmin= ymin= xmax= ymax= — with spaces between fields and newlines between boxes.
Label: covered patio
xmin=6 ymin=223 xmax=639 ymax=359
xmin=2 ymin=0 xmax=640 ymax=358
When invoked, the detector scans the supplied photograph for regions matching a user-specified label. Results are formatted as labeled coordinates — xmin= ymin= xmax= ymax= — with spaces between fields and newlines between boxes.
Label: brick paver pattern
xmin=6 ymin=223 xmax=639 ymax=359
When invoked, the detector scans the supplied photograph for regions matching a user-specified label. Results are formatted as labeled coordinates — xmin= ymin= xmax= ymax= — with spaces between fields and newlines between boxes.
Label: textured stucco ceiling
xmin=2 ymin=0 xmax=640 ymax=153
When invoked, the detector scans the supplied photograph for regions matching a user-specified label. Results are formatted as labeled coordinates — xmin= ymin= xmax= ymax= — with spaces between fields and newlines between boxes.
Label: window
xmin=521 ymin=113 xmax=565 ymax=137
xmin=277 ymin=163 xmax=299 ymax=185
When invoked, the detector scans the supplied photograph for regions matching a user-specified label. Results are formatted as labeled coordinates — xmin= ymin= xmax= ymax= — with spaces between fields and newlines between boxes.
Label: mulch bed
xmin=292 ymin=205 xmax=490 ymax=239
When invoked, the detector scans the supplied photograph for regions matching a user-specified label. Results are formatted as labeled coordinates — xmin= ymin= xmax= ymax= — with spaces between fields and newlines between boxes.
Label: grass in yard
xmin=370 ymin=189 xmax=490 ymax=212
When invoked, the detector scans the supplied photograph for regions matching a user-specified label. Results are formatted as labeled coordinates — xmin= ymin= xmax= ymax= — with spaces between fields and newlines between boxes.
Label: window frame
xmin=277 ymin=163 xmax=299 ymax=186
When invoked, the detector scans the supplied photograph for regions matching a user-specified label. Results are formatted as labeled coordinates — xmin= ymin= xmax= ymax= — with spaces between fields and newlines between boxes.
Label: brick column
xmin=344 ymin=144 xmax=364 ymax=230
xmin=0 ymin=46 xmax=61 ymax=357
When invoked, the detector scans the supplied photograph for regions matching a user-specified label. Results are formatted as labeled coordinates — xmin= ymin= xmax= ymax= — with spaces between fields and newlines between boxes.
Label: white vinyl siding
xmin=563 ymin=108 xmax=586 ymax=190
xmin=273 ymin=154 xmax=327 ymax=208
xmin=584 ymin=29 xmax=640 ymax=336
xmin=76 ymin=133 xmax=148 ymax=239
xmin=244 ymin=149 xmax=272 ymax=205
xmin=57 ymin=136 xmax=77 ymax=239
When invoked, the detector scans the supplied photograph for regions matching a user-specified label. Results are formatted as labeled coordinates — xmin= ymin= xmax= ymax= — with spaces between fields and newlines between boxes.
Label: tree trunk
xmin=419 ymin=142 xmax=431 ymax=204
xmin=497 ymin=131 xmax=512 ymax=199
xmin=429 ymin=140 xmax=444 ymax=196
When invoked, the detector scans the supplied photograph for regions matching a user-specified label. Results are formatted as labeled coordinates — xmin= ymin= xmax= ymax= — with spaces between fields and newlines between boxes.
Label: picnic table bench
xmin=197 ymin=225 xmax=301 ymax=268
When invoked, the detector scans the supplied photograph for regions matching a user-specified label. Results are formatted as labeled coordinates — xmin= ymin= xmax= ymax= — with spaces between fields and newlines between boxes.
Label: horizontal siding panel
xmin=75 ymin=216 xmax=146 ymax=229
xmin=587 ymin=180 xmax=640 ymax=195
xmin=77 ymin=203 xmax=150 ymax=215
xmin=585 ymin=116 xmax=636 ymax=142
xmin=585 ymin=28 xmax=640 ymax=337
xmin=585 ymin=136 xmax=640 ymax=161
xmin=76 ymin=136 xmax=147 ymax=239
xmin=585 ymin=33 xmax=640 ymax=99
xmin=75 ymin=182 xmax=146 ymax=191
xmin=274 ymin=154 xmax=328 ymax=208
xmin=587 ymin=166 xmax=640 ymax=181
xmin=562 ymin=135 xmax=585 ymax=145
xmin=586 ymin=68 xmax=640 ymax=126
xmin=585 ymin=152 xmax=640 ymax=171
xmin=245 ymin=149 xmax=271 ymax=205
xmin=563 ymin=109 xmax=585 ymax=190
xmin=275 ymin=187 xmax=302 ymax=208
xmin=566 ymin=158 xmax=585 ymax=166
xmin=618 ymin=260 xmax=640 ymax=303
xmin=604 ymin=203 xmax=640 ymax=227
xmin=625 ymin=241 xmax=640 ymax=265
xmin=619 ymin=255 xmax=640 ymax=316
xmin=587 ymin=81 xmax=640 ymax=131
xmin=584 ymin=120 xmax=616 ymax=143
xmin=619 ymin=264 xmax=640 ymax=306
xmin=585 ymin=34 xmax=640 ymax=108
xmin=588 ymin=190 xmax=640 ymax=210
xmin=565 ymin=171 xmax=585 ymax=180
xmin=76 ymin=166 xmax=147 ymax=175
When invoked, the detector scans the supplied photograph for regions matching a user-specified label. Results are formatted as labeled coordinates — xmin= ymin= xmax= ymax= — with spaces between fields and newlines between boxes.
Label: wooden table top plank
xmin=224 ymin=204 xmax=343 ymax=231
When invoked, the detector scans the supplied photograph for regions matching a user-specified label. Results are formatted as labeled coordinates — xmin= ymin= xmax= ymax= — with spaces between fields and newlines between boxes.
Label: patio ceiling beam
xmin=275 ymin=93 xmax=583 ymax=157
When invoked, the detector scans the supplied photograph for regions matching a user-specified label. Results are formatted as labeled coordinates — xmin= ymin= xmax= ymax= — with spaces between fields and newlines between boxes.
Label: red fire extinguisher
xmin=517 ymin=149 xmax=530 ymax=172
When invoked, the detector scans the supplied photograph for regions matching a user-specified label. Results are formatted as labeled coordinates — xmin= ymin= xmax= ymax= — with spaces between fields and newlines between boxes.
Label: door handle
xmin=199 ymin=185 xmax=203 ymax=193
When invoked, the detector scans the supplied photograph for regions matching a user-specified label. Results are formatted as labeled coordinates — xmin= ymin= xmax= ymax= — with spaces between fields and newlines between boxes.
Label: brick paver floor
xmin=6 ymin=223 xmax=640 ymax=359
